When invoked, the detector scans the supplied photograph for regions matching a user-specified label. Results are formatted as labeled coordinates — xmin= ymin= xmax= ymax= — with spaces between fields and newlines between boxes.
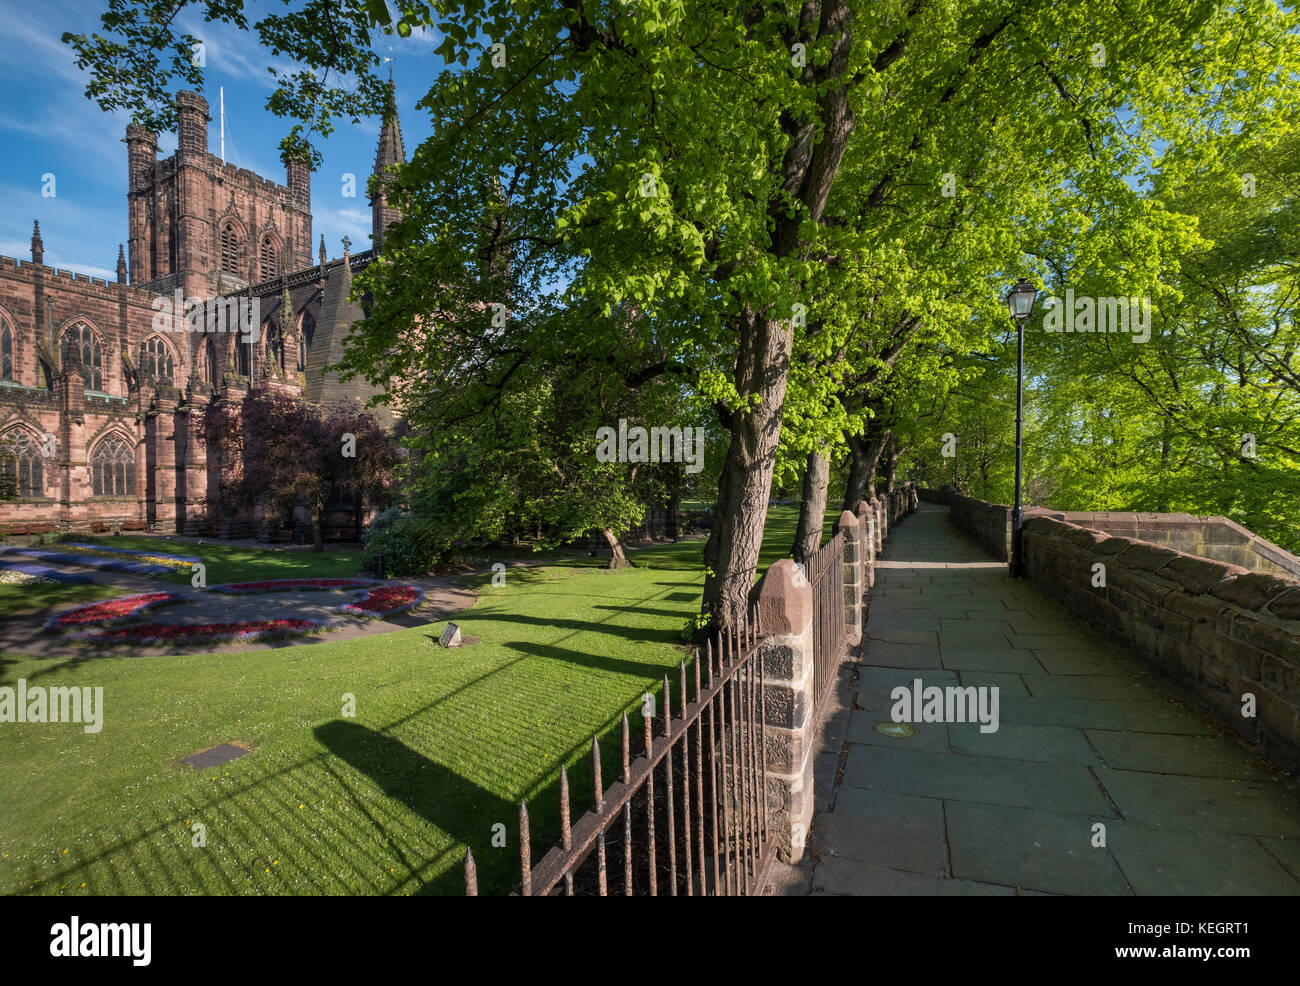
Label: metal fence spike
xmin=519 ymin=800 xmax=532 ymax=896
xmin=464 ymin=846 xmax=478 ymax=896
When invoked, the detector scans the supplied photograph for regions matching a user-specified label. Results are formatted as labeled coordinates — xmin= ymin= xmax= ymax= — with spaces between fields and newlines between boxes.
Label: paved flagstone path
xmin=778 ymin=503 xmax=1300 ymax=896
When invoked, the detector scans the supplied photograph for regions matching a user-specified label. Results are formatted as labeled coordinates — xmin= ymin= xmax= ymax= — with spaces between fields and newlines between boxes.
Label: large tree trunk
xmin=702 ymin=311 xmax=796 ymax=631
xmin=699 ymin=0 xmax=857 ymax=634
xmin=792 ymin=448 xmax=830 ymax=566
xmin=842 ymin=427 xmax=891 ymax=509
xmin=311 ymin=505 xmax=324 ymax=553
xmin=602 ymin=528 xmax=633 ymax=569
xmin=884 ymin=437 xmax=901 ymax=493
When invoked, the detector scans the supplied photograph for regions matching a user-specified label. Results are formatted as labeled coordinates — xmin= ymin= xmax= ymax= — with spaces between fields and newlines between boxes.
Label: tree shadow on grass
xmin=591 ymin=604 xmax=693 ymax=620
xmin=501 ymin=639 xmax=689 ymax=681
xmin=466 ymin=611 xmax=678 ymax=645
xmin=314 ymin=719 xmax=515 ymax=895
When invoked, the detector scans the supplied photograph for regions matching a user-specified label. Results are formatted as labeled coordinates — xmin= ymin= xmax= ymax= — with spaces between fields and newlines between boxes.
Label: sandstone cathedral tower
xmin=0 ymin=87 xmax=405 ymax=538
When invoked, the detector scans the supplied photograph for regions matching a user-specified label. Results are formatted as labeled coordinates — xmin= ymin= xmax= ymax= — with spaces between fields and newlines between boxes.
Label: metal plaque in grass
xmin=181 ymin=743 xmax=249 ymax=769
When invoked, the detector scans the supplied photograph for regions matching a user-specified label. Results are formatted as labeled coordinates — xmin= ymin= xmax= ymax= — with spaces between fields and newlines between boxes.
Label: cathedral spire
xmin=116 ymin=244 xmax=128 ymax=284
xmin=373 ymin=80 xmax=405 ymax=175
xmin=371 ymin=80 xmax=406 ymax=253
xmin=31 ymin=220 xmax=43 ymax=265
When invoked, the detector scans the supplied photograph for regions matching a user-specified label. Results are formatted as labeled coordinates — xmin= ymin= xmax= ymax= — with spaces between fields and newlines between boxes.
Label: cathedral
xmin=0 ymin=88 xmax=405 ymax=538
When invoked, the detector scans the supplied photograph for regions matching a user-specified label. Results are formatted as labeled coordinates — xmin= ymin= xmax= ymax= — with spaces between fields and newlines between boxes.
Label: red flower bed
xmin=44 ymin=592 xmax=185 ymax=632
xmin=338 ymin=585 xmax=424 ymax=619
xmin=75 ymin=618 xmax=331 ymax=645
xmin=211 ymin=578 xmax=374 ymax=595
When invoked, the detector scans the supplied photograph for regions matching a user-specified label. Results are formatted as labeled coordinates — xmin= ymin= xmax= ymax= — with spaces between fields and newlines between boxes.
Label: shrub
xmin=362 ymin=516 xmax=451 ymax=577
xmin=363 ymin=506 xmax=405 ymax=544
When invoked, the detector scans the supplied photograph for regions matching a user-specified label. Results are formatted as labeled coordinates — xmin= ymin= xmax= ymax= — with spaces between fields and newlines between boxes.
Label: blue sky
xmin=0 ymin=0 xmax=447 ymax=280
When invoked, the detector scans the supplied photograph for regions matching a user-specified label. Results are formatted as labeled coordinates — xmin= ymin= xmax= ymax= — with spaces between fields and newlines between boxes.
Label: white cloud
xmin=384 ymin=23 xmax=441 ymax=55
xmin=0 ymin=14 xmax=89 ymax=86
xmin=0 ymin=10 xmax=129 ymax=164
xmin=311 ymin=205 xmax=372 ymax=259
xmin=177 ymin=14 xmax=302 ymax=90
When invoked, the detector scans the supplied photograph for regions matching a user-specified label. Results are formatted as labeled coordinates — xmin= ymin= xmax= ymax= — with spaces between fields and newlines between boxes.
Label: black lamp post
xmin=1007 ymin=278 xmax=1037 ymax=578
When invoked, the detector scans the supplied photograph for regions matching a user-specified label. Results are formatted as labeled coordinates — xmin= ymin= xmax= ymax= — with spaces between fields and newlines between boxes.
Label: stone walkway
xmin=778 ymin=503 xmax=1300 ymax=895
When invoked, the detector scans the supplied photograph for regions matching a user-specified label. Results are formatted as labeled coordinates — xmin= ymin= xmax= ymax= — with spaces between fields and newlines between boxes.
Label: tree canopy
xmin=66 ymin=0 xmax=1300 ymax=604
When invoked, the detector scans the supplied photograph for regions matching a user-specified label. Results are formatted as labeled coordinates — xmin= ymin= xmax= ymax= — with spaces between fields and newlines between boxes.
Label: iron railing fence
xmin=808 ymin=531 xmax=846 ymax=713
xmin=464 ymin=606 xmax=776 ymax=895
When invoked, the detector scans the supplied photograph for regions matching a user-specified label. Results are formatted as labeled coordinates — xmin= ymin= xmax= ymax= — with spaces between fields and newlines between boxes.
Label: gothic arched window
xmin=91 ymin=435 xmax=135 ymax=497
xmin=298 ymin=311 xmax=315 ymax=371
xmin=234 ymin=335 xmax=250 ymax=377
xmin=260 ymin=236 xmax=279 ymax=281
xmin=204 ymin=339 xmax=218 ymax=384
xmin=61 ymin=322 xmax=103 ymax=391
xmin=220 ymin=222 xmax=242 ymax=276
xmin=1 ymin=318 xmax=12 ymax=382
xmin=138 ymin=336 xmax=174 ymax=382
xmin=1 ymin=430 xmax=43 ymax=497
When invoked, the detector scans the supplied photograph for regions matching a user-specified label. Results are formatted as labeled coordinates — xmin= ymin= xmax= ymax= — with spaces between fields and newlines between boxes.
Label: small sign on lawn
xmin=180 ymin=743 xmax=249 ymax=769
xmin=439 ymin=622 xmax=461 ymax=648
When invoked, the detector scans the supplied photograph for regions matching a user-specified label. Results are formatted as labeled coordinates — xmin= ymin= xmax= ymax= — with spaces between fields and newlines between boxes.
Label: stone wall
xmin=1031 ymin=510 xmax=1300 ymax=580
xmin=949 ymin=493 xmax=1012 ymax=562
xmin=938 ymin=491 xmax=1298 ymax=580
xmin=1023 ymin=515 xmax=1300 ymax=771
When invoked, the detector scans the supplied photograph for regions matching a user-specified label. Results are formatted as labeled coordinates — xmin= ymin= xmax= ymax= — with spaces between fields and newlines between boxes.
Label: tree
xmin=68 ymin=0 xmax=1300 ymax=624
xmin=203 ymin=390 xmax=398 ymax=550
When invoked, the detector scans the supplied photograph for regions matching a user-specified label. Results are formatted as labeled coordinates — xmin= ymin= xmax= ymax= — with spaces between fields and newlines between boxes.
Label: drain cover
xmin=180 ymin=743 xmax=249 ymax=769
xmin=873 ymin=722 xmax=918 ymax=738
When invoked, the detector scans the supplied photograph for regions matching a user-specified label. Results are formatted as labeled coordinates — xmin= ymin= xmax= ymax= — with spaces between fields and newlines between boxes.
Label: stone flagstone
xmin=776 ymin=503 xmax=1300 ymax=896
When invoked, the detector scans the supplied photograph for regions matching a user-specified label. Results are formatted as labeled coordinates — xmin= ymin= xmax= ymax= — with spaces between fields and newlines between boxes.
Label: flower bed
xmin=43 ymin=592 xmax=186 ymax=632
xmin=0 ymin=560 xmax=94 ymax=584
xmin=6 ymin=547 xmax=173 ymax=576
xmin=0 ymin=568 xmax=57 ymax=585
xmin=61 ymin=543 xmax=201 ymax=568
xmin=209 ymin=578 xmax=376 ymax=594
xmin=337 ymin=585 xmax=424 ymax=619
xmin=73 ymin=618 xmax=333 ymax=646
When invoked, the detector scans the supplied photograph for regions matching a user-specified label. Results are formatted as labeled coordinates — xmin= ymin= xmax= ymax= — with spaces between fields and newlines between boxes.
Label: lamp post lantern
xmin=1007 ymin=278 xmax=1037 ymax=578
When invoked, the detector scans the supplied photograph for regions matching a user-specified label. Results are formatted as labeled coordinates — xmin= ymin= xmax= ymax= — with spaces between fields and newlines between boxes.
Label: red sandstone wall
xmin=1023 ymin=515 xmax=1300 ymax=771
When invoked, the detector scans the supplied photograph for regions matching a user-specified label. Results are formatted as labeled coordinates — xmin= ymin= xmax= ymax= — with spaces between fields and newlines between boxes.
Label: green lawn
xmin=0 ymin=580 xmax=123 ymax=618
xmin=69 ymin=535 xmax=368 ymax=587
xmin=0 ymin=505 xmax=836 ymax=896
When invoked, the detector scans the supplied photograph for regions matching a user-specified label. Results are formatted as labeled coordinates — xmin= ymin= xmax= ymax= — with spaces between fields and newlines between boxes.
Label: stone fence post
xmin=751 ymin=559 xmax=815 ymax=864
xmin=874 ymin=494 xmax=888 ymax=550
xmin=854 ymin=498 xmax=875 ymax=589
xmin=837 ymin=511 xmax=863 ymax=645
